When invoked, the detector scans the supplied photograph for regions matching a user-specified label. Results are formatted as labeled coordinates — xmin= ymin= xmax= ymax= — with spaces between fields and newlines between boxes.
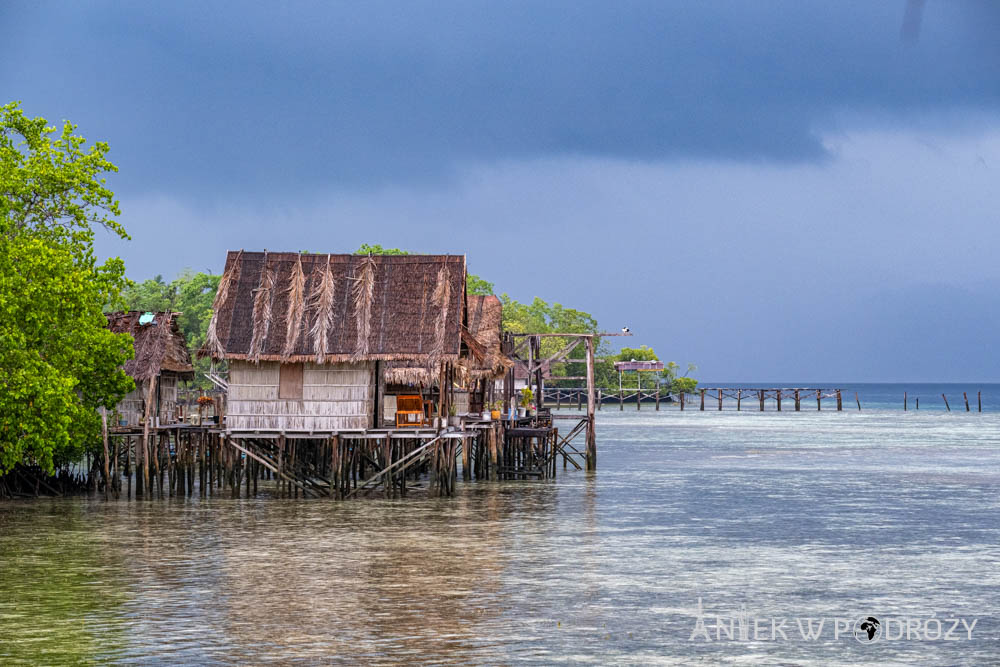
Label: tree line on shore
xmin=1 ymin=103 xmax=696 ymax=476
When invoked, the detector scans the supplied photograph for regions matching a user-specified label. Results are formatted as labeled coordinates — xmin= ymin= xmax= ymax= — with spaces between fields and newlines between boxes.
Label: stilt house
xmin=202 ymin=251 xmax=473 ymax=433
xmin=106 ymin=311 xmax=195 ymax=427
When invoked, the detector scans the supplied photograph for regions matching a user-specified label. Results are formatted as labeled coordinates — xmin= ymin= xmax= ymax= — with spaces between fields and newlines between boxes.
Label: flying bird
xmin=622 ymin=326 xmax=630 ymax=334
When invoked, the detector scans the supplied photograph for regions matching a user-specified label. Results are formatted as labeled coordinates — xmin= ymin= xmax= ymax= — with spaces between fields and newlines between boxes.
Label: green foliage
xmin=1 ymin=102 xmax=134 ymax=473
xmin=520 ymin=386 xmax=534 ymax=407
xmin=355 ymin=243 xmax=409 ymax=256
xmin=466 ymin=273 xmax=494 ymax=295
xmin=501 ymin=295 xmax=604 ymax=381
xmin=120 ymin=270 xmax=221 ymax=388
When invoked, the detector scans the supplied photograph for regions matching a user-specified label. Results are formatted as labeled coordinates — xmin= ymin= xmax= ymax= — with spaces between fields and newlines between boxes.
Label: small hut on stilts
xmin=105 ymin=311 xmax=195 ymax=498
xmin=201 ymin=250 xmax=500 ymax=497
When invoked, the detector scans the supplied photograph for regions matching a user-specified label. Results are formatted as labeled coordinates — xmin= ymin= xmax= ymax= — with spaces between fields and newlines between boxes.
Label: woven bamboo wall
xmin=227 ymin=360 xmax=374 ymax=431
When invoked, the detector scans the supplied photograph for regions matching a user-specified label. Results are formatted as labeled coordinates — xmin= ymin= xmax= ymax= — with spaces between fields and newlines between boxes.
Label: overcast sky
xmin=3 ymin=1 xmax=998 ymax=381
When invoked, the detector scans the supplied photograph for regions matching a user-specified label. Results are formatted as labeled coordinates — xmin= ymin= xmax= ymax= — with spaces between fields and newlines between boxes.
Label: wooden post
xmin=837 ymin=390 xmax=843 ymax=411
xmin=855 ymin=392 xmax=861 ymax=411
xmin=963 ymin=392 xmax=970 ymax=412
xmin=759 ymin=390 xmax=764 ymax=412
xmin=636 ymin=372 xmax=641 ymax=411
xmin=916 ymin=397 xmax=919 ymax=410
xmin=794 ymin=389 xmax=800 ymax=412
xmin=776 ymin=390 xmax=781 ymax=412
xmin=978 ymin=391 xmax=982 ymax=413
xmin=737 ymin=389 xmax=741 ymax=411
xmin=904 ymin=391 xmax=907 ymax=411
xmin=680 ymin=391 xmax=685 ymax=411
xmin=489 ymin=425 xmax=498 ymax=481
xmin=100 ymin=407 xmax=111 ymax=501
xmin=700 ymin=389 xmax=705 ymax=411
xmin=655 ymin=387 xmax=660 ymax=411
xmin=141 ymin=378 xmax=155 ymax=497
xmin=816 ymin=389 xmax=821 ymax=411
xmin=718 ymin=388 xmax=723 ymax=411
xmin=462 ymin=435 xmax=471 ymax=481
xmin=330 ymin=435 xmax=339 ymax=499
xmin=942 ymin=394 xmax=951 ymax=412
xmin=585 ymin=337 xmax=596 ymax=471
xmin=597 ymin=389 xmax=602 ymax=411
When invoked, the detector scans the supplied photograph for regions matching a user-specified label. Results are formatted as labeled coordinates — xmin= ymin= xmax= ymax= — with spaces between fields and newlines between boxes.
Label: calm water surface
xmin=2 ymin=407 xmax=999 ymax=664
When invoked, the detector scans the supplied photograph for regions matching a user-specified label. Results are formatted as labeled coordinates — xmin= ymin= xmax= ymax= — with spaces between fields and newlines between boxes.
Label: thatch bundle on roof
xmin=201 ymin=251 xmax=467 ymax=363
xmin=383 ymin=294 xmax=512 ymax=386
xmin=107 ymin=311 xmax=194 ymax=381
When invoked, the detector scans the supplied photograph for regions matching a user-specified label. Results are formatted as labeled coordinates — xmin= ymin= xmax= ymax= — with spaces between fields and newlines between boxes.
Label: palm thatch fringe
xmin=281 ymin=254 xmax=306 ymax=359
xmin=350 ymin=255 xmax=376 ymax=361
xmin=308 ymin=255 xmax=337 ymax=364
xmin=203 ymin=249 xmax=243 ymax=358
xmin=248 ymin=252 xmax=275 ymax=363
xmin=428 ymin=263 xmax=451 ymax=363
xmin=383 ymin=362 xmax=438 ymax=386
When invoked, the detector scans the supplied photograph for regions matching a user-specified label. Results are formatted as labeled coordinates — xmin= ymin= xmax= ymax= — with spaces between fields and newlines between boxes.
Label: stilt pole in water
xmin=942 ymin=394 xmax=951 ymax=411
xmin=855 ymin=392 xmax=861 ymax=411
xmin=964 ymin=392 xmax=970 ymax=412
xmin=585 ymin=336 xmax=597 ymax=471
xmin=904 ymin=392 xmax=907 ymax=411
xmin=978 ymin=391 xmax=982 ymax=412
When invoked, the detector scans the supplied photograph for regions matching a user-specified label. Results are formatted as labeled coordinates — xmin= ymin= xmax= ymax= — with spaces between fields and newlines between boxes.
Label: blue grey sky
xmin=3 ymin=1 xmax=998 ymax=381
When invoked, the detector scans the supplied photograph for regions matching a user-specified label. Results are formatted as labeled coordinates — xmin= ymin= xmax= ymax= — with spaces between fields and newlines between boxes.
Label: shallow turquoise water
xmin=1 ymin=408 xmax=997 ymax=664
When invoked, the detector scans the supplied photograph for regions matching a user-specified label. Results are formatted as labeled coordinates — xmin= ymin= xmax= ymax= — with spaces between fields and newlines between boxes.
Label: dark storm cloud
xmin=1 ymin=0 xmax=998 ymax=195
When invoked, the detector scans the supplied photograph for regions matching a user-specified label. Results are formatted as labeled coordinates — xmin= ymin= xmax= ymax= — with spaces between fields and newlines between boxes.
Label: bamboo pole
xmin=942 ymin=394 xmax=950 ymax=411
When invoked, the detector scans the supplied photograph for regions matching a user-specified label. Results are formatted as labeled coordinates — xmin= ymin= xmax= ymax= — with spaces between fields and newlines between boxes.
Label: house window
xmin=279 ymin=363 xmax=304 ymax=400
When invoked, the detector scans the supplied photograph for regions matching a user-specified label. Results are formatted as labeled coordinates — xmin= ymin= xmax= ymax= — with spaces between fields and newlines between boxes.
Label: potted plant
xmin=448 ymin=403 xmax=461 ymax=428
xmin=519 ymin=387 xmax=533 ymax=418
xmin=490 ymin=401 xmax=502 ymax=421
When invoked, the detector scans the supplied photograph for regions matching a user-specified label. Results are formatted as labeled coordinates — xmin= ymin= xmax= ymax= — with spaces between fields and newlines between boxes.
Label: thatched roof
xmin=384 ymin=295 xmax=511 ymax=386
xmin=460 ymin=295 xmax=513 ymax=380
xmin=107 ymin=311 xmax=195 ymax=381
xmin=202 ymin=251 xmax=467 ymax=364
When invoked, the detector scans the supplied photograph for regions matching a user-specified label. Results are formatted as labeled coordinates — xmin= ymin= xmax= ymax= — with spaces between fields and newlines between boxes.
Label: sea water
xmin=0 ymin=384 xmax=997 ymax=664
